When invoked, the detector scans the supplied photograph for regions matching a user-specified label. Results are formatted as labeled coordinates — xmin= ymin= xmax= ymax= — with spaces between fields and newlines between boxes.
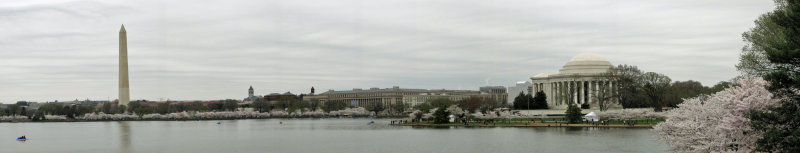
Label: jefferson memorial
xmin=530 ymin=53 xmax=619 ymax=109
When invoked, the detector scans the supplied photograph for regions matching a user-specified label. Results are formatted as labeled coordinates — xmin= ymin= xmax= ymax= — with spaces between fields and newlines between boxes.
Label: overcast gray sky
xmin=0 ymin=0 xmax=776 ymax=103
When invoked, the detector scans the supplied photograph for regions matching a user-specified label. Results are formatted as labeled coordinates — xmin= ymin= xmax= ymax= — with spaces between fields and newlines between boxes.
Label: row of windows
xmin=326 ymin=92 xmax=419 ymax=98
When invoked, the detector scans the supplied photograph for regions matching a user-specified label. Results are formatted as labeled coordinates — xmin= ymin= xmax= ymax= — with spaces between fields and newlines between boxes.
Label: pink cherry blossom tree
xmin=653 ymin=77 xmax=779 ymax=153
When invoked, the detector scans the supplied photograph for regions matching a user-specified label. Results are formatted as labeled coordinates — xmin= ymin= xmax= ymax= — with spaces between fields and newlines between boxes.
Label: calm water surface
xmin=1 ymin=119 xmax=668 ymax=153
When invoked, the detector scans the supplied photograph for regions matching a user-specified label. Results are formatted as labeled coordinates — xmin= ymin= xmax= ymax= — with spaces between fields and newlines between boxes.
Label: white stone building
xmin=507 ymin=81 xmax=532 ymax=105
xmin=401 ymin=91 xmax=480 ymax=107
xmin=531 ymin=53 xmax=619 ymax=109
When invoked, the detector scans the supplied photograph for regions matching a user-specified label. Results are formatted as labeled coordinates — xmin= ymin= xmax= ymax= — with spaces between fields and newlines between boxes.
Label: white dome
xmin=568 ymin=53 xmax=608 ymax=62
xmin=559 ymin=53 xmax=613 ymax=75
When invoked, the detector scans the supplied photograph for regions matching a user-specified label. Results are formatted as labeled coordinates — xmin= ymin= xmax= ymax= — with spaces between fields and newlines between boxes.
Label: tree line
xmin=605 ymin=64 xmax=732 ymax=112
xmin=252 ymin=97 xmax=409 ymax=116
xmin=511 ymin=91 xmax=548 ymax=110
xmin=415 ymin=96 xmax=504 ymax=115
xmin=2 ymin=103 xmax=96 ymax=119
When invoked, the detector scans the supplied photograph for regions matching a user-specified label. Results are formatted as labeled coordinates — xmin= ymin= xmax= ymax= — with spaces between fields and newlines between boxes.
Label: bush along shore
xmin=0 ymin=107 xmax=407 ymax=122
xmin=392 ymin=106 xmax=665 ymax=128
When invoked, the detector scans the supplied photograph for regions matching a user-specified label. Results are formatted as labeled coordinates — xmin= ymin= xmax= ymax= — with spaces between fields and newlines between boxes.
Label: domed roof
xmin=559 ymin=53 xmax=613 ymax=75
xmin=532 ymin=73 xmax=556 ymax=78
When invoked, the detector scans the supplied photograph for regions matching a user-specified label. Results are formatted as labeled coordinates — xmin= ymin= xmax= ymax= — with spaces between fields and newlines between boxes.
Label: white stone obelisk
xmin=119 ymin=25 xmax=130 ymax=106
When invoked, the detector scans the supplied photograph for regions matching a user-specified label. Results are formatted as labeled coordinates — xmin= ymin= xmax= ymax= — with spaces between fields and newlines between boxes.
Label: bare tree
xmin=594 ymin=72 xmax=616 ymax=112
xmin=641 ymin=72 xmax=671 ymax=112
xmin=608 ymin=65 xmax=650 ymax=108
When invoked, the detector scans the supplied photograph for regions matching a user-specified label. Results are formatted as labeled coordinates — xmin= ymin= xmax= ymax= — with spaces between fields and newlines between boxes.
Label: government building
xmin=303 ymin=86 xmax=507 ymax=109
xmin=530 ymin=53 xmax=619 ymax=109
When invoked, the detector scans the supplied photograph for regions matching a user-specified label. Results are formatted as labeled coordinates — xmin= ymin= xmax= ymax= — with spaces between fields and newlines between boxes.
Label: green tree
xmin=38 ymin=104 xmax=64 ymax=115
xmin=32 ymin=111 xmax=46 ymax=121
xmin=414 ymin=103 xmax=434 ymax=113
xmin=102 ymin=103 xmax=112 ymax=114
xmin=365 ymin=102 xmax=385 ymax=115
xmin=183 ymin=102 xmax=201 ymax=112
xmin=272 ymin=100 xmax=286 ymax=110
xmin=532 ymin=91 xmax=548 ymax=109
xmin=641 ymin=72 xmax=672 ymax=112
xmin=664 ymin=80 xmax=708 ymax=107
xmin=746 ymin=0 xmax=800 ymax=152
xmin=184 ymin=102 xmax=209 ymax=112
xmin=63 ymin=105 xmax=75 ymax=119
xmin=156 ymin=102 xmax=171 ymax=114
xmin=252 ymin=98 xmax=272 ymax=112
xmin=322 ymin=101 xmax=347 ymax=113
xmin=512 ymin=92 xmax=528 ymax=110
xmin=118 ymin=105 xmax=127 ymax=114
xmin=8 ymin=104 xmax=19 ymax=116
xmin=127 ymin=102 xmax=141 ymax=113
xmin=309 ymin=99 xmax=321 ymax=111
xmin=580 ymin=102 xmax=590 ymax=109
xmin=81 ymin=106 xmax=96 ymax=116
xmin=287 ymin=99 xmax=309 ymax=114
xmin=432 ymin=106 xmax=450 ymax=124
xmin=172 ymin=104 xmax=185 ymax=112
xmin=429 ymin=98 xmax=455 ymax=108
xmin=21 ymin=107 xmax=29 ymax=118
xmin=298 ymin=100 xmax=310 ymax=112
xmin=273 ymin=97 xmax=292 ymax=110
xmin=391 ymin=102 xmax=408 ymax=114
xmin=736 ymin=1 xmax=788 ymax=76
xmin=526 ymin=93 xmax=535 ymax=109
xmin=222 ymin=99 xmax=239 ymax=111
xmin=111 ymin=105 xmax=120 ymax=114
xmin=208 ymin=102 xmax=224 ymax=111
xmin=707 ymin=81 xmax=733 ymax=93
xmin=134 ymin=107 xmax=153 ymax=118
xmin=564 ymin=104 xmax=582 ymax=123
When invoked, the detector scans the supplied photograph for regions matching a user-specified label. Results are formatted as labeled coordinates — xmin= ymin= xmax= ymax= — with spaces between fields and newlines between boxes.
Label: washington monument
xmin=119 ymin=25 xmax=130 ymax=106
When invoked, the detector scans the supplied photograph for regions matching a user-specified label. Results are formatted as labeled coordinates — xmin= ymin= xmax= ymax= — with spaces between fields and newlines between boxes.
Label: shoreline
xmin=0 ymin=116 xmax=407 ymax=123
xmin=395 ymin=122 xmax=655 ymax=128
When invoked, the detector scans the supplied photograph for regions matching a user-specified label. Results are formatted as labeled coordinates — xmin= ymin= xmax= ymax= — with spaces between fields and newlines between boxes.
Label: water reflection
xmin=564 ymin=127 xmax=587 ymax=131
xmin=0 ymin=119 xmax=667 ymax=153
xmin=119 ymin=121 xmax=131 ymax=153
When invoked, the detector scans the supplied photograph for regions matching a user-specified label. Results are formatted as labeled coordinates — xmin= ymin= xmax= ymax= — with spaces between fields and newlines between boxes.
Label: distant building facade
xmin=479 ymin=86 xmax=508 ymax=106
xmin=401 ymin=90 xmax=483 ymax=107
xmin=303 ymin=86 xmax=423 ymax=108
xmin=507 ymin=81 xmax=532 ymax=105
xmin=303 ymin=86 xmax=507 ymax=108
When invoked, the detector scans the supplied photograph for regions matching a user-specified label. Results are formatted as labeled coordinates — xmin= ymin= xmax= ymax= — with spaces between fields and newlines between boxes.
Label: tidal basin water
xmin=2 ymin=119 xmax=667 ymax=153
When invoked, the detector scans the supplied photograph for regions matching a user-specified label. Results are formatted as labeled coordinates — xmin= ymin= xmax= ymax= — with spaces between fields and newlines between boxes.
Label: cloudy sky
xmin=0 ymin=0 xmax=776 ymax=103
